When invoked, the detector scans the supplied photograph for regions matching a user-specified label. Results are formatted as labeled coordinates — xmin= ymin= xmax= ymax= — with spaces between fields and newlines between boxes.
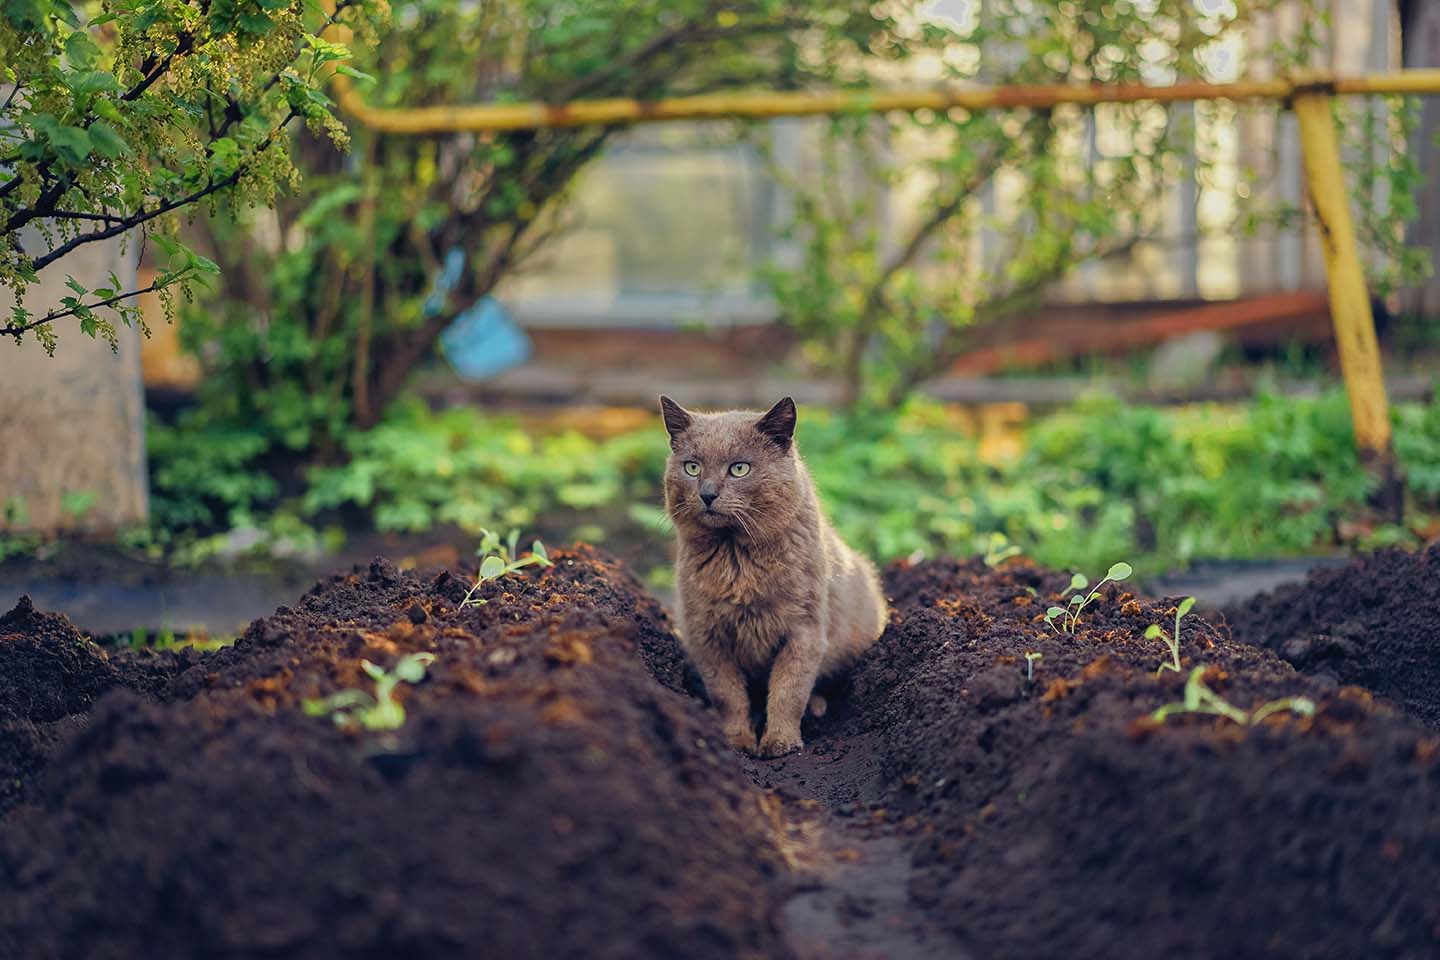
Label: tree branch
xmin=23 ymin=106 xmax=299 ymax=274
xmin=27 ymin=174 xmax=240 ymax=273
xmin=0 ymin=278 xmax=163 ymax=341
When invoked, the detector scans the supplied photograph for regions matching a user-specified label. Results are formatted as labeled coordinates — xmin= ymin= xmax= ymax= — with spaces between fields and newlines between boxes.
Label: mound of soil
xmin=0 ymin=548 xmax=794 ymax=960
xmin=0 ymin=596 xmax=118 ymax=723
xmin=1224 ymin=545 xmax=1440 ymax=728
xmin=839 ymin=556 xmax=1440 ymax=959
xmin=5 ymin=545 xmax=1440 ymax=960
xmin=0 ymin=597 xmax=124 ymax=816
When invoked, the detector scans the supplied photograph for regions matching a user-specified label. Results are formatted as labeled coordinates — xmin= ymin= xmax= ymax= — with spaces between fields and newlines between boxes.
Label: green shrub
xmin=142 ymin=388 xmax=1440 ymax=574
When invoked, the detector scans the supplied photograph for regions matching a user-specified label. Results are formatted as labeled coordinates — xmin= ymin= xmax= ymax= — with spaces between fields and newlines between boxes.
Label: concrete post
xmin=0 ymin=229 xmax=148 ymax=534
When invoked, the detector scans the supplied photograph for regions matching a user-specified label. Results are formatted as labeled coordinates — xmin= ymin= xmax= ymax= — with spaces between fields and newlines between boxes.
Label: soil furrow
xmin=0 ymin=546 xmax=1437 ymax=958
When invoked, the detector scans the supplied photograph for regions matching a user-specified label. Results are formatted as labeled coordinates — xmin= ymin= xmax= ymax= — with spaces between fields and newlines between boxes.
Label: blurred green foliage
xmin=144 ymin=391 xmax=1440 ymax=574
xmin=759 ymin=0 xmax=1429 ymax=406
xmin=180 ymin=0 xmax=905 ymax=474
xmin=301 ymin=400 xmax=661 ymax=534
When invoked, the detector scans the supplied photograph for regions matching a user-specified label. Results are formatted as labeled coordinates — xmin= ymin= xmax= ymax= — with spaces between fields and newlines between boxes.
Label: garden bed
xmin=1 ymin=546 xmax=1437 ymax=958
xmin=1225 ymin=544 xmax=1440 ymax=728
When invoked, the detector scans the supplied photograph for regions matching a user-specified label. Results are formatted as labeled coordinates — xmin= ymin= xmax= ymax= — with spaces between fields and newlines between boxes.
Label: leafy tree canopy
xmin=0 ymin=0 xmax=378 ymax=352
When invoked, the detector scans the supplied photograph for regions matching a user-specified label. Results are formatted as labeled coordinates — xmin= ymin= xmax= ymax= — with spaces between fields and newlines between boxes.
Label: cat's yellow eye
xmin=729 ymin=462 xmax=751 ymax=478
xmin=684 ymin=461 xmax=701 ymax=477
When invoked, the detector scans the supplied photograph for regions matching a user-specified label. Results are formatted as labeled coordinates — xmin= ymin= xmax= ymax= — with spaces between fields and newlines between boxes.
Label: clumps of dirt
xmin=0 ymin=597 xmax=124 ymax=816
xmin=0 ymin=546 xmax=796 ymax=960
xmin=8 ymin=544 xmax=1440 ymax=960
xmin=1224 ymin=545 xmax=1440 ymax=728
xmin=846 ymin=555 xmax=1440 ymax=959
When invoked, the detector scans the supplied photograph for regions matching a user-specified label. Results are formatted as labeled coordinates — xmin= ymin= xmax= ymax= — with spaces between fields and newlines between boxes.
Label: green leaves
xmin=458 ymin=529 xmax=556 ymax=607
xmin=304 ymin=652 xmax=436 ymax=731
xmin=1147 ymin=595 xmax=1195 ymax=676
xmin=4 ymin=0 xmax=380 ymax=350
xmin=29 ymin=114 xmax=93 ymax=164
xmin=1152 ymin=667 xmax=1315 ymax=728
xmin=1046 ymin=560 xmax=1134 ymax=634
xmin=87 ymin=121 xmax=127 ymax=159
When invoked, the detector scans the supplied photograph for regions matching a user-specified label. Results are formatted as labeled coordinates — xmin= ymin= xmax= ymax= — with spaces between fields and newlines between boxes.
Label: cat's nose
xmin=700 ymin=490 xmax=718 ymax=507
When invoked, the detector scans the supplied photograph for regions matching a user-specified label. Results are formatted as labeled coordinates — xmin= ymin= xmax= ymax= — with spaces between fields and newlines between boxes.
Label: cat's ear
xmin=659 ymin=396 xmax=692 ymax=445
xmin=755 ymin=397 xmax=797 ymax=450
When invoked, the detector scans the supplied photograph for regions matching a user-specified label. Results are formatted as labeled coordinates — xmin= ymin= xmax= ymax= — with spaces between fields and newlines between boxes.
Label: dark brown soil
xmin=3 ymin=547 xmax=1439 ymax=959
xmin=0 ymin=547 xmax=794 ymax=960
xmin=1224 ymin=544 xmax=1440 ymax=728
xmin=0 ymin=597 xmax=123 ymax=815
xmin=846 ymin=556 xmax=1440 ymax=959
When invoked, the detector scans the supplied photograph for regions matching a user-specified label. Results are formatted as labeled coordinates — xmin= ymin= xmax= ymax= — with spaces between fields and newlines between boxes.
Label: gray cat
xmin=660 ymin=396 xmax=888 ymax=757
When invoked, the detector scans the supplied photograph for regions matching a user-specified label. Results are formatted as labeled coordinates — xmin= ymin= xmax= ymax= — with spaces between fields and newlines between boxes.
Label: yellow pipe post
xmin=324 ymin=70 xmax=1440 ymax=134
xmin=1292 ymin=87 xmax=1400 ymax=511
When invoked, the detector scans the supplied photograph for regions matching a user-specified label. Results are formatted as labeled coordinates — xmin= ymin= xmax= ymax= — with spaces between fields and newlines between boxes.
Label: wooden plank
xmin=945 ymin=292 xmax=1329 ymax=375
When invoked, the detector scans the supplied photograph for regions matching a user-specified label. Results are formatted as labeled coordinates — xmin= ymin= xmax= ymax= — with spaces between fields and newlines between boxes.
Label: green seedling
xmin=460 ymin=529 xmax=553 ymax=607
xmin=982 ymin=532 xmax=1022 ymax=568
xmin=1043 ymin=562 xmax=1132 ymax=634
xmin=1024 ymin=651 xmax=1043 ymax=683
xmin=1145 ymin=596 xmax=1196 ymax=676
xmin=1151 ymin=666 xmax=1315 ymax=727
xmin=303 ymin=652 xmax=436 ymax=731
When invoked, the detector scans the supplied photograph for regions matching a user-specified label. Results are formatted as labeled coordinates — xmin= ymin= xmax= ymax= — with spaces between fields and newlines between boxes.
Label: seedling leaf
xmin=393 ymin=652 xmax=435 ymax=683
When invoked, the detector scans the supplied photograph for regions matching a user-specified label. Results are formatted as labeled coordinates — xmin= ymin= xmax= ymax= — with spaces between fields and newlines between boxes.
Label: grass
xmin=29 ymin=386 xmax=1440 ymax=575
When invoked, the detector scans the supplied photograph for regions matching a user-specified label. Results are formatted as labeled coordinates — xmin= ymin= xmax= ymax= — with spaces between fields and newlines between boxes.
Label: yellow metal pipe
xmin=329 ymin=70 xmax=1440 ymax=134
xmin=1292 ymin=91 xmax=1399 ymax=503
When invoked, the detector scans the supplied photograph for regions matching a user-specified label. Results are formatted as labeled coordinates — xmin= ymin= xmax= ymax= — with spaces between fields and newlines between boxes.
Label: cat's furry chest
xmin=689 ymin=590 xmax=793 ymax=674
xmin=679 ymin=540 xmax=820 ymax=674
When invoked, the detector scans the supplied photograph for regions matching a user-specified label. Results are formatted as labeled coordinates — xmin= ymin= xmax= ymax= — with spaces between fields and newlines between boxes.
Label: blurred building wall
xmin=0 ymin=229 xmax=148 ymax=534
xmin=502 ymin=1 xmax=1402 ymax=328
xmin=1402 ymin=0 xmax=1440 ymax=317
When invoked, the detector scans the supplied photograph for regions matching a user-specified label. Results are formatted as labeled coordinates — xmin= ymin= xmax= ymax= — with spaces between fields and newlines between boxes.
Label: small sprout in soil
xmin=128 ymin=626 xmax=174 ymax=650
xmin=982 ymin=532 xmax=1022 ymax=568
xmin=1046 ymin=562 xmax=1132 ymax=634
xmin=303 ymin=652 xmax=436 ymax=731
xmin=1151 ymin=666 xmax=1316 ymax=727
xmin=1024 ymin=651 xmax=1043 ymax=683
xmin=460 ymin=529 xmax=554 ymax=607
xmin=1145 ymin=596 xmax=1196 ymax=676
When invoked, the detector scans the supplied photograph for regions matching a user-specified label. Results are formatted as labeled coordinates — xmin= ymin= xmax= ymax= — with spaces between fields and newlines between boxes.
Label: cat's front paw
xmin=756 ymin=729 xmax=803 ymax=758
xmin=723 ymin=725 xmax=757 ymax=753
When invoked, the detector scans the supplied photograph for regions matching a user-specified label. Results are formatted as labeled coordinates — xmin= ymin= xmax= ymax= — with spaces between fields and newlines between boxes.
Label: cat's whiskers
xmin=728 ymin=503 xmax=765 ymax=544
